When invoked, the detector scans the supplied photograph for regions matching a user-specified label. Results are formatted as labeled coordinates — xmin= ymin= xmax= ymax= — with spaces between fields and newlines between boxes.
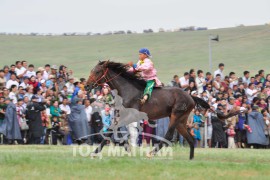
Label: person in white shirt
xmin=8 ymin=84 xmax=18 ymax=104
xmin=24 ymin=64 xmax=36 ymax=78
xmin=59 ymin=98 xmax=71 ymax=115
xmin=180 ymin=72 xmax=189 ymax=90
xmin=214 ymin=63 xmax=225 ymax=81
xmin=6 ymin=73 xmax=19 ymax=89
xmin=65 ymin=77 xmax=75 ymax=96
xmin=246 ymin=83 xmax=259 ymax=103
xmin=19 ymin=77 xmax=30 ymax=89
xmin=42 ymin=64 xmax=51 ymax=80
xmin=242 ymin=71 xmax=250 ymax=85
xmin=15 ymin=61 xmax=27 ymax=79
xmin=84 ymin=99 xmax=93 ymax=122
xmin=229 ymin=72 xmax=238 ymax=89
xmin=195 ymin=70 xmax=206 ymax=94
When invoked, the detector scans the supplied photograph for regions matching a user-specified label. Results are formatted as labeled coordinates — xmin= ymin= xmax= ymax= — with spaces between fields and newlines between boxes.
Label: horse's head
xmin=87 ymin=60 xmax=109 ymax=88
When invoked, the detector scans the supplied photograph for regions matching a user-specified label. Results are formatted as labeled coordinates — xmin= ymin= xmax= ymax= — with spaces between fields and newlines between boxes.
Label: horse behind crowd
xmin=87 ymin=60 xmax=238 ymax=159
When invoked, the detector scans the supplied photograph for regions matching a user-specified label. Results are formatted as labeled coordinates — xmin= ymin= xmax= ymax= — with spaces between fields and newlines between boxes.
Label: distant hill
xmin=0 ymin=25 xmax=269 ymax=83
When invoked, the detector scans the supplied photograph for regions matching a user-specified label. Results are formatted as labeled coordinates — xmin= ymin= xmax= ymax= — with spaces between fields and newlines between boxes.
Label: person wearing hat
xmin=65 ymin=76 xmax=75 ymax=100
xmin=46 ymin=75 xmax=56 ymax=89
xmin=2 ymin=97 xmax=22 ymax=144
xmin=191 ymin=90 xmax=198 ymax=97
xmin=128 ymin=48 xmax=162 ymax=104
xmin=57 ymin=75 xmax=66 ymax=91
xmin=68 ymin=96 xmax=90 ymax=144
xmin=26 ymin=95 xmax=46 ymax=144
xmin=51 ymin=65 xmax=58 ymax=77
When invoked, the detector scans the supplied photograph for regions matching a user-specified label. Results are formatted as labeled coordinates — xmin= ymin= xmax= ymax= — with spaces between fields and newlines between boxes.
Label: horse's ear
xmin=103 ymin=60 xmax=110 ymax=67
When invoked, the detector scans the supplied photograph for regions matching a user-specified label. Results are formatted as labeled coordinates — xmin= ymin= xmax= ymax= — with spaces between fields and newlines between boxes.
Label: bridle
xmin=89 ymin=68 xmax=122 ymax=87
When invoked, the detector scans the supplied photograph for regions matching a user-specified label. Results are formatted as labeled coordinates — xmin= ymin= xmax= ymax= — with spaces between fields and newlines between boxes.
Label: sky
xmin=0 ymin=0 xmax=269 ymax=34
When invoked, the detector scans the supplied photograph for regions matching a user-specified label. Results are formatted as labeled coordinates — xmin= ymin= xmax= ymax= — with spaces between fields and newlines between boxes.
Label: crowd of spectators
xmin=0 ymin=61 xmax=269 ymax=149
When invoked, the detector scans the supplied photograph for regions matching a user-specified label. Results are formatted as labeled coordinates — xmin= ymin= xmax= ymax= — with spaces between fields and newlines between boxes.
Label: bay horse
xmin=87 ymin=60 xmax=238 ymax=159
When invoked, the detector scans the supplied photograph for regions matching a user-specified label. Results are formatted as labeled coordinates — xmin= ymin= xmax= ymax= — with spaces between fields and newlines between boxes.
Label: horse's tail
xmin=191 ymin=96 xmax=210 ymax=110
xmin=191 ymin=96 xmax=240 ymax=120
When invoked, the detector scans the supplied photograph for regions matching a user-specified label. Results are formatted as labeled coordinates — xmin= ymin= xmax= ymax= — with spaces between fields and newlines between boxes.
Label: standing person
xmin=101 ymin=105 xmax=113 ymax=133
xmin=8 ymin=85 xmax=18 ymax=104
xmin=246 ymin=83 xmax=259 ymax=104
xmin=43 ymin=64 xmax=51 ymax=80
xmin=204 ymin=72 xmax=213 ymax=91
xmin=21 ymin=60 xmax=28 ymax=69
xmin=193 ymin=109 xmax=204 ymax=147
xmin=57 ymin=76 xmax=66 ymax=92
xmin=189 ymin=69 xmax=196 ymax=84
xmin=0 ymin=70 xmax=7 ymax=89
xmin=3 ymin=65 xmax=11 ymax=81
xmin=129 ymin=48 xmax=162 ymax=104
xmin=26 ymin=96 xmax=46 ymax=144
xmin=247 ymin=105 xmax=268 ymax=148
xmin=242 ymin=71 xmax=250 ymax=85
xmin=24 ymin=64 xmax=36 ymax=78
xmin=50 ymin=65 xmax=58 ymax=77
xmin=84 ymin=98 xmax=93 ymax=145
xmin=0 ymin=97 xmax=7 ymax=144
xmin=214 ymin=63 xmax=225 ymax=81
xmin=59 ymin=97 xmax=71 ymax=115
xmin=19 ymin=77 xmax=30 ymax=89
xmin=258 ymin=70 xmax=265 ymax=83
xmin=191 ymin=123 xmax=201 ymax=148
xmin=213 ymin=74 xmax=221 ymax=93
xmin=168 ymin=75 xmax=181 ymax=88
xmin=3 ymin=98 xmax=22 ymax=144
xmin=227 ymin=124 xmax=236 ymax=148
xmin=235 ymin=107 xmax=248 ymax=148
xmin=101 ymin=87 xmax=114 ymax=105
xmin=65 ymin=77 xmax=75 ymax=101
xmin=15 ymin=61 xmax=27 ymax=79
xmin=229 ymin=72 xmax=238 ymax=89
xmin=68 ymin=98 xmax=90 ymax=144
xmin=16 ymin=99 xmax=28 ymax=144
xmin=207 ymin=107 xmax=215 ymax=148
xmin=180 ymin=72 xmax=189 ymax=91
xmin=196 ymin=70 xmax=206 ymax=95
xmin=211 ymin=104 xmax=227 ymax=148
xmin=6 ymin=73 xmax=19 ymax=89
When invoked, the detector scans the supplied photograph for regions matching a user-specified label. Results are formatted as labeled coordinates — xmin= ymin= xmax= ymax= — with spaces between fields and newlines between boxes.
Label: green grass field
xmin=0 ymin=145 xmax=270 ymax=179
xmin=1 ymin=25 xmax=270 ymax=83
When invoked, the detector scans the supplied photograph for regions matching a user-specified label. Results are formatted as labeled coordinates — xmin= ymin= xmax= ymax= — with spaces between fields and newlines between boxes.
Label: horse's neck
xmin=107 ymin=70 xmax=141 ymax=99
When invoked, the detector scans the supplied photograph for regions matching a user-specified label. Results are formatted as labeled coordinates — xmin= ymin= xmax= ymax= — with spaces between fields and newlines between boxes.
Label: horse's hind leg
xmin=176 ymin=123 xmax=195 ymax=160
xmin=149 ymin=114 xmax=178 ymax=156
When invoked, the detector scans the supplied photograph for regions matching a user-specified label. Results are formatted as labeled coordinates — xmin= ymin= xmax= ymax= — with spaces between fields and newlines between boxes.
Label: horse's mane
xmin=99 ymin=61 xmax=147 ymax=88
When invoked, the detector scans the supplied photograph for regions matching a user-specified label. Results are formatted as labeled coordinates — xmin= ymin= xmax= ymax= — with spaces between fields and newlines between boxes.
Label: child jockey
xmin=130 ymin=48 xmax=162 ymax=104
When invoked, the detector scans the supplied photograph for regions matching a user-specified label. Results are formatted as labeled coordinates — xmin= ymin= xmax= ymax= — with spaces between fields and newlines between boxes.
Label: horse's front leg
xmin=93 ymin=131 xmax=113 ymax=154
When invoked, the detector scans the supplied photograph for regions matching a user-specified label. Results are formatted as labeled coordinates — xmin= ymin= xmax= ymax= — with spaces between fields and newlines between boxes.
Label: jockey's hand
xmin=127 ymin=61 xmax=133 ymax=66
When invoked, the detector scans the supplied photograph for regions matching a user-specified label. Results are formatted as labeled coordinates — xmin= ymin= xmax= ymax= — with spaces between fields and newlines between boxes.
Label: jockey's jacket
xmin=134 ymin=58 xmax=162 ymax=86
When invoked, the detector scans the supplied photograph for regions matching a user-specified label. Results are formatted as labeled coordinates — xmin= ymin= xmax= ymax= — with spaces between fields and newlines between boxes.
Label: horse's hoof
xmin=146 ymin=152 xmax=154 ymax=159
xmin=90 ymin=153 xmax=99 ymax=158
